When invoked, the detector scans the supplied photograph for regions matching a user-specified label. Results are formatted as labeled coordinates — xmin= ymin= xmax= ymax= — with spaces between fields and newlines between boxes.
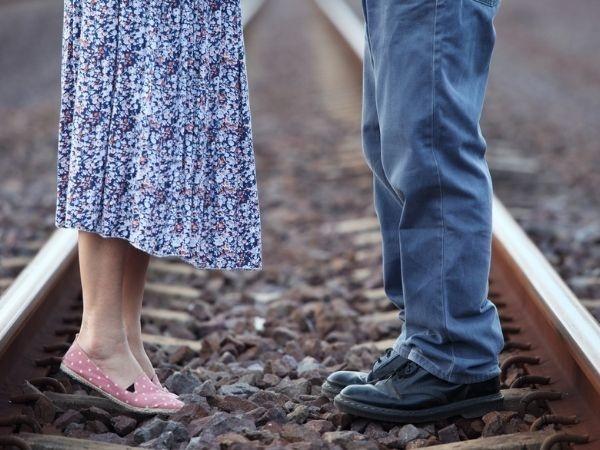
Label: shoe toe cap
xmin=327 ymin=371 xmax=368 ymax=387
xmin=165 ymin=397 xmax=185 ymax=411
xmin=154 ymin=394 xmax=185 ymax=411
xmin=337 ymin=383 xmax=391 ymax=406
xmin=133 ymin=392 xmax=184 ymax=411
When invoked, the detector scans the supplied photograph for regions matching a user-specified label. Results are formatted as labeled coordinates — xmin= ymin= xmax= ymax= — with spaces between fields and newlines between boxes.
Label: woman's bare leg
xmin=76 ymin=231 xmax=144 ymax=388
xmin=121 ymin=245 xmax=155 ymax=379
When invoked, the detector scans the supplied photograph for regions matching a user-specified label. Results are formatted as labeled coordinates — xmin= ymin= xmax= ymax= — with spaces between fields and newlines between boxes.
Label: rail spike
xmin=530 ymin=414 xmax=579 ymax=432
xmin=519 ymin=391 xmax=564 ymax=416
xmin=541 ymin=432 xmax=589 ymax=450
xmin=500 ymin=355 xmax=541 ymax=382
xmin=0 ymin=435 xmax=31 ymax=450
xmin=0 ymin=414 xmax=41 ymax=434
xmin=510 ymin=375 xmax=551 ymax=389
xmin=28 ymin=377 xmax=66 ymax=394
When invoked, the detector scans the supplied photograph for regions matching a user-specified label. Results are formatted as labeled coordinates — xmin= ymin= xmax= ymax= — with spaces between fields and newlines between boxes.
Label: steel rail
xmin=0 ymin=0 xmax=266 ymax=358
xmin=492 ymin=201 xmax=600 ymax=394
xmin=314 ymin=0 xmax=600 ymax=446
xmin=241 ymin=0 xmax=266 ymax=26
xmin=0 ymin=229 xmax=77 ymax=356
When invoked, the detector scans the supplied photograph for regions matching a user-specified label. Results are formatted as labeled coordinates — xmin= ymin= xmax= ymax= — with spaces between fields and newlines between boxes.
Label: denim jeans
xmin=361 ymin=0 xmax=504 ymax=384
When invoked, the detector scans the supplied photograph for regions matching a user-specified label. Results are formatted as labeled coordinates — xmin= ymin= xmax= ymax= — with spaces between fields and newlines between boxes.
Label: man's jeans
xmin=361 ymin=0 xmax=504 ymax=384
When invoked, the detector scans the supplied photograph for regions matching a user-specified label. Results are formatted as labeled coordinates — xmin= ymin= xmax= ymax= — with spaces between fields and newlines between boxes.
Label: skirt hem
xmin=55 ymin=221 xmax=262 ymax=272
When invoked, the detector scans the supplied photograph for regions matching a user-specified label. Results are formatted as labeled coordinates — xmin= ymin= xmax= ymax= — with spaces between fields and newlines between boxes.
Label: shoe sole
xmin=334 ymin=391 xmax=504 ymax=423
xmin=321 ymin=380 xmax=346 ymax=398
xmin=60 ymin=364 xmax=181 ymax=415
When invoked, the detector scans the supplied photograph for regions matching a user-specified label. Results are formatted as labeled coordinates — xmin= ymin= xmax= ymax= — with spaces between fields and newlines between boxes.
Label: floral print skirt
xmin=55 ymin=0 xmax=262 ymax=270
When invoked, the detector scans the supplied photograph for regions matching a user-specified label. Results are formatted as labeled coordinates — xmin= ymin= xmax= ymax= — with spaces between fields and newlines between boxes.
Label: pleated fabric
xmin=56 ymin=0 xmax=261 ymax=269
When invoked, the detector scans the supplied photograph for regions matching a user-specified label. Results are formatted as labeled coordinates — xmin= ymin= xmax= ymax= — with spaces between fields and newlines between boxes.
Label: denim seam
xmin=431 ymin=0 xmax=456 ymax=379
xmin=396 ymin=344 xmax=499 ymax=384
xmin=362 ymin=1 xmax=376 ymax=69
xmin=363 ymin=3 xmax=404 ymax=211
xmin=472 ymin=0 xmax=499 ymax=7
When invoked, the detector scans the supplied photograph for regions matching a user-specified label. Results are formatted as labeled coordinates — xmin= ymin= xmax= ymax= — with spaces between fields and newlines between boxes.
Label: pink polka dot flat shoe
xmin=151 ymin=374 xmax=178 ymax=397
xmin=60 ymin=341 xmax=184 ymax=415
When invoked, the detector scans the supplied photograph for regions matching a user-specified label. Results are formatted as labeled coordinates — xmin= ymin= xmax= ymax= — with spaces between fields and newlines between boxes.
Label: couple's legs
xmin=76 ymin=231 xmax=154 ymax=388
xmin=362 ymin=0 xmax=504 ymax=384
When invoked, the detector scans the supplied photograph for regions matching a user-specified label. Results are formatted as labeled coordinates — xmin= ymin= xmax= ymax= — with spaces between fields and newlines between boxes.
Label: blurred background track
xmin=1 ymin=0 xmax=598 ymax=313
xmin=0 ymin=0 xmax=63 ymax=273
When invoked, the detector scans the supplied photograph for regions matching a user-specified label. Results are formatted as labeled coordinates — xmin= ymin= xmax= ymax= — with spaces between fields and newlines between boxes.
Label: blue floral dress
xmin=55 ymin=0 xmax=262 ymax=270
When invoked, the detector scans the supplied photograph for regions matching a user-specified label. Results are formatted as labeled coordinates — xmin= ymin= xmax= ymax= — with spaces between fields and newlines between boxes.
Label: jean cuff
xmin=394 ymin=344 xmax=500 ymax=384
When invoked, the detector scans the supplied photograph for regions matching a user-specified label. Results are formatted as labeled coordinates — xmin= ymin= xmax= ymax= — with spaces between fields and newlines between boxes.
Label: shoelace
xmin=393 ymin=360 xmax=418 ymax=378
xmin=371 ymin=347 xmax=394 ymax=370
xmin=375 ymin=361 xmax=418 ymax=388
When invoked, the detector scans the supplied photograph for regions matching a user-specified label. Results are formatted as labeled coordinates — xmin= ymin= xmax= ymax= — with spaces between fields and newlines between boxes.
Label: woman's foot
xmin=61 ymin=340 xmax=183 ymax=414
xmin=127 ymin=334 xmax=176 ymax=395
xmin=127 ymin=334 xmax=160 ymax=383
xmin=75 ymin=332 xmax=144 ymax=390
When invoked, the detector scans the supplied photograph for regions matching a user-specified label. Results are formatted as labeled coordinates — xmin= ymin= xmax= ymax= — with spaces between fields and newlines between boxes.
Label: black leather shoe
xmin=321 ymin=348 xmax=408 ymax=398
xmin=334 ymin=361 xmax=503 ymax=423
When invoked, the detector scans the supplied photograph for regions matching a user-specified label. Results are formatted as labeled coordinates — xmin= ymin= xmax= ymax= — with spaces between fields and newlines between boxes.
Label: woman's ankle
xmin=125 ymin=333 xmax=155 ymax=374
xmin=124 ymin=328 xmax=143 ymax=349
xmin=76 ymin=329 xmax=129 ymax=360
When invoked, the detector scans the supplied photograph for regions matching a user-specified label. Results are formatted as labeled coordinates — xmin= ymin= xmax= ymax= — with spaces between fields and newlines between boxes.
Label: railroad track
xmin=1 ymin=0 xmax=599 ymax=449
